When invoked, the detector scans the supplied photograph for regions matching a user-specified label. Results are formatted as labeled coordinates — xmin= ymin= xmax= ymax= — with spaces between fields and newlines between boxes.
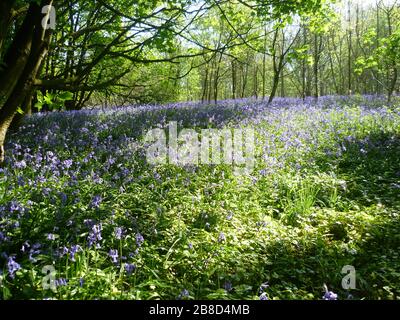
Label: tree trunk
xmin=268 ymin=74 xmax=279 ymax=104
xmin=302 ymin=27 xmax=307 ymax=100
xmin=313 ymin=33 xmax=319 ymax=99
xmin=262 ymin=26 xmax=267 ymax=101
xmin=254 ymin=65 xmax=259 ymax=99
xmin=241 ymin=62 xmax=249 ymax=99
xmin=201 ymin=67 xmax=208 ymax=103
xmin=0 ymin=4 xmax=36 ymax=105
xmin=388 ymin=68 xmax=398 ymax=102
xmin=268 ymin=59 xmax=281 ymax=104
xmin=231 ymin=60 xmax=236 ymax=100
xmin=347 ymin=1 xmax=352 ymax=95
xmin=9 ymin=90 xmax=33 ymax=132
xmin=0 ymin=0 xmax=16 ymax=58
xmin=0 ymin=1 xmax=53 ymax=163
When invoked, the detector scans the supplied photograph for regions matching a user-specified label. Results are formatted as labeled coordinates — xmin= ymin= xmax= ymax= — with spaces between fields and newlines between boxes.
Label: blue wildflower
xmin=260 ymin=293 xmax=268 ymax=300
xmin=91 ymin=195 xmax=102 ymax=209
xmin=15 ymin=160 xmax=27 ymax=169
xmin=55 ymin=278 xmax=68 ymax=287
xmin=223 ymin=281 xmax=233 ymax=292
xmin=60 ymin=246 xmax=69 ymax=257
xmin=69 ymin=245 xmax=81 ymax=261
xmin=125 ymin=263 xmax=136 ymax=275
xmin=84 ymin=219 xmax=95 ymax=228
xmin=135 ymin=233 xmax=144 ymax=247
xmin=259 ymin=282 xmax=269 ymax=294
xmin=178 ymin=289 xmax=190 ymax=300
xmin=9 ymin=201 xmax=23 ymax=213
xmin=47 ymin=233 xmax=56 ymax=241
xmin=59 ymin=192 xmax=68 ymax=204
xmin=323 ymin=284 xmax=338 ymax=300
xmin=323 ymin=291 xmax=338 ymax=300
xmin=109 ymin=249 xmax=119 ymax=264
xmin=28 ymin=243 xmax=41 ymax=263
xmin=62 ymin=159 xmax=73 ymax=169
xmin=87 ymin=224 xmax=102 ymax=247
xmin=114 ymin=227 xmax=123 ymax=240
xmin=7 ymin=256 xmax=21 ymax=279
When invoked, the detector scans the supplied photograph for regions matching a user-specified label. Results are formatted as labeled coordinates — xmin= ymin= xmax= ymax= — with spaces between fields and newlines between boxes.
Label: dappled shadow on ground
xmin=249 ymin=131 xmax=400 ymax=299
xmin=241 ymin=218 xmax=400 ymax=300
xmin=352 ymin=215 xmax=400 ymax=298
xmin=316 ymin=131 xmax=400 ymax=209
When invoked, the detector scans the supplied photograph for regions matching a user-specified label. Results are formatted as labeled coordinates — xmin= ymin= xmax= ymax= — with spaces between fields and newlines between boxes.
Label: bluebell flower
xmin=47 ymin=233 xmax=56 ymax=241
xmin=129 ymin=249 xmax=139 ymax=258
xmin=135 ymin=233 xmax=144 ymax=247
xmin=17 ymin=176 xmax=24 ymax=186
xmin=109 ymin=249 xmax=119 ymax=264
xmin=178 ymin=289 xmax=190 ymax=300
xmin=59 ymin=192 xmax=68 ymax=204
xmin=28 ymin=243 xmax=41 ymax=263
xmin=218 ymin=232 xmax=226 ymax=243
xmin=84 ymin=219 xmax=94 ymax=228
xmin=87 ymin=224 xmax=102 ymax=247
xmin=91 ymin=195 xmax=102 ymax=209
xmin=259 ymin=293 xmax=268 ymax=300
xmin=108 ymin=157 xmax=116 ymax=165
xmin=114 ymin=227 xmax=123 ymax=240
xmin=11 ymin=221 xmax=20 ymax=229
xmin=55 ymin=278 xmax=68 ymax=287
xmin=323 ymin=291 xmax=338 ymax=300
xmin=7 ymin=256 xmax=21 ymax=279
xmin=9 ymin=201 xmax=23 ymax=213
xmin=62 ymin=159 xmax=73 ymax=169
xmin=323 ymin=284 xmax=338 ymax=300
xmin=69 ymin=245 xmax=81 ymax=261
xmin=60 ymin=246 xmax=69 ymax=257
xmin=15 ymin=160 xmax=27 ymax=169
xmin=125 ymin=263 xmax=136 ymax=275
xmin=223 ymin=281 xmax=233 ymax=292
xmin=259 ymin=282 xmax=269 ymax=294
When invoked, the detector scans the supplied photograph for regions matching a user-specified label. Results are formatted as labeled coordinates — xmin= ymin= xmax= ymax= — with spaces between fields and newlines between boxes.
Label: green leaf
xmin=58 ymin=91 xmax=74 ymax=101
xmin=34 ymin=102 xmax=43 ymax=111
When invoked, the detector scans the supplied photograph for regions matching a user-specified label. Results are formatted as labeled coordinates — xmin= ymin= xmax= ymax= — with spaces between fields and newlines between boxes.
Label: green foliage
xmin=355 ymin=26 xmax=400 ymax=77
xmin=256 ymin=0 xmax=332 ymax=20
xmin=34 ymin=91 xmax=74 ymax=112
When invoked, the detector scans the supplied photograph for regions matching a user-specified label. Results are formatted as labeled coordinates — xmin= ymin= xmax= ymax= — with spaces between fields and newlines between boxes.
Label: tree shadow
xmin=316 ymin=130 xmax=400 ymax=209
xmin=251 ymin=130 xmax=400 ymax=299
